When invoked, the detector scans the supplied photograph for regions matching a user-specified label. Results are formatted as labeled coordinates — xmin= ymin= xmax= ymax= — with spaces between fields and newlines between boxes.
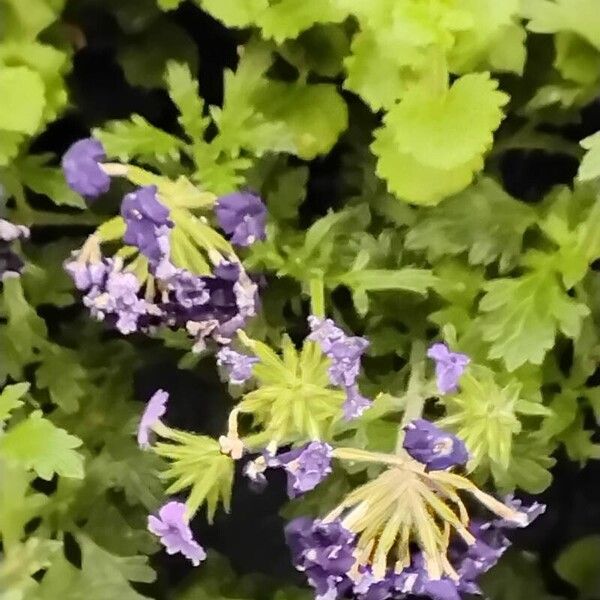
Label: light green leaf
xmin=94 ymin=115 xmax=183 ymax=162
xmin=252 ymin=82 xmax=348 ymax=160
xmin=579 ymin=131 xmax=600 ymax=181
xmin=406 ymin=177 xmax=536 ymax=272
xmin=0 ymin=411 xmax=83 ymax=480
xmin=16 ymin=155 xmax=85 ymax=208
xmin=256 ymin=0 xmax=347 ymax=43
xmin=36 ymin=347 xmax=86 ymax=413
xmin=0 ymin=66 xmax=45 ymax=135
xmin=479 ymin=265 xmax=590 ymax=370
xmin=166 ymin=61 xmax=207 ymax=141
xmin=195 ymin=0 xmax=268 ymax=28
xmin=0 ymin=382 xmax=29 ymax=422
xmin=335 ymin=268 xmax=437 ymax=295
xmin=386 ymin=73 xmax=509 ymax=170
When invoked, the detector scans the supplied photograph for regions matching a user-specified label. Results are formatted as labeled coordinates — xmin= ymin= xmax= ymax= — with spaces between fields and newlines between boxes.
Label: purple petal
xmin=62 ymin=138 xmax=110 ymax=199
xmin=137 ymin=389 xmax=169 ymax=449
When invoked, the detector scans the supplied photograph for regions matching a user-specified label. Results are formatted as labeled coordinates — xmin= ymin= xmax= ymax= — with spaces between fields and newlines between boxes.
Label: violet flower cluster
xmin=286 ymin=505 xmax=542 ymax=600
xmin=0 ymin=218 xmax=30 ymax=279
xmin=308 ymin=316 xmax=371 ymax=419
xmin=62 ymin=139 xmax=264 ymax=348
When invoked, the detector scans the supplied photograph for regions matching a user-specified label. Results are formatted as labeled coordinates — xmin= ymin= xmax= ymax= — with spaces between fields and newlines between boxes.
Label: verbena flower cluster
xmin=62 ymin=138 xmax=263 ymax=348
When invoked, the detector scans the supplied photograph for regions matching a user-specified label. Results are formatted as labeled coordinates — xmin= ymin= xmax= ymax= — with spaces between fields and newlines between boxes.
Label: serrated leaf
xmin=522 ymin=0 xmax=600 ymax=51
xmin=36 ymin=347 xmax=86 ymax=413
xmin=479 ymin=266 xmax=590 ymax=370
xmin=0 ymin=411 xmax=83 ymax=480
xmin=0 ymin=66 xmax=45 ymax=134
xmin=196 ymin=0 xmax=268 ymax=28
xmin=0 ymin=382 xmax=29 ymax=422
xmin=166 ymin=61 xmax=207 ymax=140
xmin=386 ymin=73 xmax=509 ymax=170
xmin=405 ymin=177 xmax=536 ymax=272
xmin=372 ymin=124 xmax=484 ymax=206
xmin=256 ymin=0 xmax=347 ymax=43
xmin=578 ymin=131 xmax=600 ymax=181
xmin=94 ymin=115 xmax=183 ymax=162
xmin=252 ymin=82 xmax=348 ymax=160
xmin=16 ymin=155 xmax=85 ymax=208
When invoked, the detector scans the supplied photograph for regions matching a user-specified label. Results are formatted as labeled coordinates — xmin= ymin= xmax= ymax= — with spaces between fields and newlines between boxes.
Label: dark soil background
xmin=29 ymin=1 xmax=600 ymax=598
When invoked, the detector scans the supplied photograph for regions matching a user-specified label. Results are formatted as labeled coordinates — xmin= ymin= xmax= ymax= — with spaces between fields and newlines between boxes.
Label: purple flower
xmin=82 ymin=260 xmax=154 ymax=334
xmin=307 ymin=316 xmax=346 ymax=352
xmin=272 ymin=442 xmax=333 ymax=498
xmin=285 ymin=517 xmax=355 ymax=598
xmin=62 ymin=138 xmax=110 ymax=198
xmin=215 ymin=191 xmax=267 ymax=246
xmin=403 ymin=419 xmax=468 ymax=470
xmin=121 ymin=186 xmax=173 ymax=264
xmin=343 ymin=385 xmax=371 ymax=420
xmin=492 ymin=496 xmax=546 ymax=529
xmin=308 ymin=316 xmax=369 ymax=390
xmin=427 ymin=343 xmax=470 ymax=394
xmin=216 ymin=347 xmax=258 ymax=385
xmin=137 ymin=389 xmax=169 ymax=449
xmin=167 ymin=269 xmax=210 ymax=309
xmin=0 ymin=219 xmax=29 ymax=278
xmin=64 ymin=259 xmax=107 ymax=291
xmin=147 ymin=501 xmax=206 ymax=566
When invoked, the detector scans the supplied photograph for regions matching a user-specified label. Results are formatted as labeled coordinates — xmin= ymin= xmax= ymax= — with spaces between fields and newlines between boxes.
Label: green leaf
xmin=386 ymin=73 xmax=509 ymax=170
xmin=256 ymin=0 xmax=347 ymax=43
xmin=166 ymin=61 xmax=207 ymax=141
xmin=0 ymin=66 xmax=45 ymax=134
xmin=335 ymin=268 xmax=437 ymax=295
xmin=38 ymin=534 xmax=154 ymax=600
xmin=405 ymin=177 xmax=537 ymax=272
xmin=578 ymin=131 xmax=600 ymax=181
xmin=0 ymin=275 xmax=47 ymax=368
xmin=94 ymin=115 xmax=183 ymax=162
xmin=195 ymin=0 xmax=268 ymax=28
xmin=479 ymin=264 xmax=590 ymax=370
xmin=0 ymin=382 xmax=29 ymax=422
xmin=118 ymin=19 xmax=197 ymax=89
xmin=252 ymin=82 xmax=348 ymax=160
xmin=522 ymin=0 xmax=600 ymax=52
xmin=554 ymin=536 xmax=600 ymax=597
xmin=16 ymin=155 xmax=85 ymax=208
xmin=0 ymin=411 xmax=83 ymax=480
xmin=36 ymin=346 xmax=87 ymax=413
xmin=0 ymin=537 xmax=62 ymax=599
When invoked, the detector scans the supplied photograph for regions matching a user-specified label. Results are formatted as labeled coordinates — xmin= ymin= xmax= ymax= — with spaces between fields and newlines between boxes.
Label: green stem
xmin=396 ymin=340 xmax=427 ymax=453
xmin=309 ymin=275 xmax=325 ymax=317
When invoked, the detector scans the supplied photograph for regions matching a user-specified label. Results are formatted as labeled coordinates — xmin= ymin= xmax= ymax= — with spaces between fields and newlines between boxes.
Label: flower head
xmin=138 ymin=389 xmax=169 ymax=449
xmin=64 ymin=259 xmax=107 ymax=291
xmin=82 ymin=258 xmax=155 ymax=334
xmin=217 ymin=347 xmax=258 ymax=385
xmin=62 ymin=138 xmax=110 ymax=198
xmin=272 ymin=442 xmax=333 ymax=498
xmin=308 ymin=316 xmax=371 ymax=419
xmin=147 ymin=501 xmax=206 ymax=566
xmin=403 ymin=419 xmax=469 ymax=471
xmin=427 ymin=343 xmax=470 ymax=394
xmin=121 ymin=186 xmax=173 ymax=264
xmin=215 ymin=191 xmax=267 ymax=246
xmin=285 ymin=517 xmax=355 ymax=598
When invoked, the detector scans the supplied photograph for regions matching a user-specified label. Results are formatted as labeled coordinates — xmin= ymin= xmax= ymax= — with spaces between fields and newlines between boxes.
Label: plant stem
xmin=396 ymin=340 xmax=427 ymax=453
xmin=309 ymin=275 xmax=325 ymax=317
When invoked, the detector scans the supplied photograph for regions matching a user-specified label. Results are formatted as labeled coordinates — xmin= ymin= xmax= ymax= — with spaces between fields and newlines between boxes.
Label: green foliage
xmin=554 ymin=536 xmax=600 ymax=598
